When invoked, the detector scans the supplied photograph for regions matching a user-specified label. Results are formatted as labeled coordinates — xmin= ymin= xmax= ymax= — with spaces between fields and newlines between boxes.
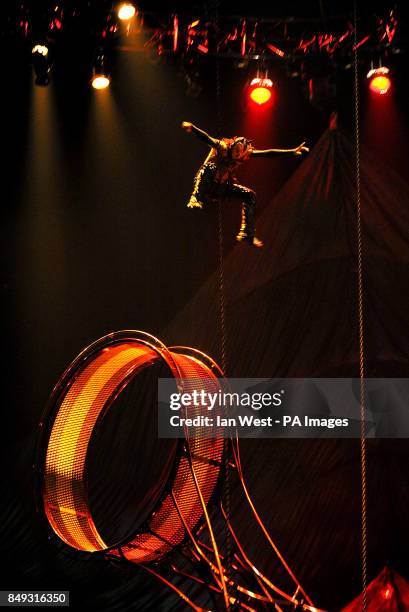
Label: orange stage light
xmin=250 ymin=86 xmax=272 ymax=105
xmin=367 ymin=66 xmax=391 ymax=95
xmin=92 ymin=75 xmax=110 ymax=90
xmin=117 ymin=3 xmax=136 ymax=21
xmin=248 ymin=77 xmax=274 ymax=106
xmin=369 ymin=75 xmax=391 ymax=95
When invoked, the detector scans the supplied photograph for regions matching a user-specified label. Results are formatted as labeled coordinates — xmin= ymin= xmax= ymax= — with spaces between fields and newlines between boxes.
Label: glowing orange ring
xmin=38 ymin=331 xmax=224 ymax=563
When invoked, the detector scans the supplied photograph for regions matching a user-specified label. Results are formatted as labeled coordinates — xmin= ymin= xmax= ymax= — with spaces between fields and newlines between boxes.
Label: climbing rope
xmin=211 ymin=0 xmax=232 ymax=597
xmin=353 ymin=1 xmax=368 ymax=609
xmin=214 ymin=0 xmax=227 ymax=376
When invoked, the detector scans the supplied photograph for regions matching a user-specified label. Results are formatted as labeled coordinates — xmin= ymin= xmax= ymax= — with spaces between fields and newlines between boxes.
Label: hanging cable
xmin=353 ymin=2 xmax=368 ymax=610
xmin=212 ymin=0 xmax=233 ymax=592
xmin=212 ymin=0 xmax=227 ymax=376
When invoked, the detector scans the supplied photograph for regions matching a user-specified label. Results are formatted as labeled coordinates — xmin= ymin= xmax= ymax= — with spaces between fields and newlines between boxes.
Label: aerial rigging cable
xmin=210 ymin=0 xmax=233 ymax=601
xmin=353 ymin=1 xmax=368 ymax=609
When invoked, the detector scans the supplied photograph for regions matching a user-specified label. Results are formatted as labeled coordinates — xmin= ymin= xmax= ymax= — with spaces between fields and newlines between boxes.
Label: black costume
xmin=184 ymin=123 xmax=303 ymax=247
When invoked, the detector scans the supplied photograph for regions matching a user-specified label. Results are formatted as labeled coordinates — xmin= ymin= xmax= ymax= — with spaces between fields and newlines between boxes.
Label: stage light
xmin=367 ymin=66 xmax=391 ymax=95
xmin=117 ymin=3 xmax=136 ymax=21
xmin=248 ymin=77 xmax=273 ymax=105
xmin=31 ymin=43 xmax=51 ymax=86
xmin=32 ymin=44 xmax=48 ymax=57
xmin=92 ymin=75 xmax=110 ymax=90
xmin=92 ymin=50 xmax=110 ymax=90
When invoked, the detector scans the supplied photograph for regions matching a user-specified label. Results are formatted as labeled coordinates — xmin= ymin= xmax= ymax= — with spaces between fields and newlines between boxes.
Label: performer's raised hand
xmin=293 ymin=141 xmax=309 ymax=156
xmin=181 ymin=121 xmax=193 ymax=132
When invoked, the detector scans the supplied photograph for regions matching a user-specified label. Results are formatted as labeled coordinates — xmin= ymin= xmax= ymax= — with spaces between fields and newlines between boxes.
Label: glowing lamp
xmin=117 ymin=3 xmax=136 ymax=21
xmin=92 ymin=75 xmax=110 ymax=90
xmin=367 ymin=66 xmax=391 ymax=95
xmin=248 ymin=77 xmax=273 ymax=105
xmin=32 ymin=44 xmax=49 ymax=57
xmin=92 ymin=50 xmax=110 ymax=90
xmin=31 ymin=43 xmax=52 ymax=86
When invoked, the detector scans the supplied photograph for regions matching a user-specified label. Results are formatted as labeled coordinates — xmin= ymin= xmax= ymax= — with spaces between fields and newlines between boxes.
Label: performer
xmin=182 ymin=121 xmax=309 ymax=247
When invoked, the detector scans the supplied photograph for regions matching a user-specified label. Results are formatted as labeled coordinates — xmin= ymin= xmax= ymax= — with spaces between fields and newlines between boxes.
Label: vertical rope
xmin=216 ymin=86 xmax=227 ymax=376
xmin=353 ymin=2 xmax=368 ymax=610
xmin=214 ymin=1 xmax=227 ymax=376
xmin=212 ymin=0 xmax=232 ymax=594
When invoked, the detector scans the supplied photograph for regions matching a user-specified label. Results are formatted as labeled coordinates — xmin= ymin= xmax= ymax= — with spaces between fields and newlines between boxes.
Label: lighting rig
xmin=4 ymin=2 xmax=402 ymax=104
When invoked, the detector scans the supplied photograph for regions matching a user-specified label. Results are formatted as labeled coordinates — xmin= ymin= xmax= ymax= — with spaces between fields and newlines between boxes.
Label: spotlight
xmin=92 ymin=75 xmax=110 ymax=90
xmin=31 ymin=42 xmax=51 ymax=86
xmin=92 ymin=51 xmax=110 ymax=90
xmin=117 ymin=3 xmax=136 ymax=21
xmin=248 ymin=77 xmax=273 ymax=105
xmin=367 ymin=65 xmax=391 ymax=95
xmin=32 ymin=44 xmax=48 ymax=57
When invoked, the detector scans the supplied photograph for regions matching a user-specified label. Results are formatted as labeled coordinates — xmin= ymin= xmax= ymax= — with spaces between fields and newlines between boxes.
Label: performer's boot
xmin=236 ymin=234 xmax=264 ymax=248
xmin=187 ymin=195 xmax=203 ymax=209
xmin=236 ymin=204 xmax=263 ymax=248
xmin=251 ymin=236 xmax=264 ymax=248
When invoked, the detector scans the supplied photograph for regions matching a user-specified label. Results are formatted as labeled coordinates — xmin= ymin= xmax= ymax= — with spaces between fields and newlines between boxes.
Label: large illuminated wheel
xmin=37 ymin=331 xmax=224 ymax=563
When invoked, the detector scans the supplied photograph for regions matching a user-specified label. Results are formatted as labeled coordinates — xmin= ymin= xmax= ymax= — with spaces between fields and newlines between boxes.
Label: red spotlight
xmin=367 ymin=66 xmax=391 ymax=95
xmin=248 ymin=77 xmax=274 ymax=105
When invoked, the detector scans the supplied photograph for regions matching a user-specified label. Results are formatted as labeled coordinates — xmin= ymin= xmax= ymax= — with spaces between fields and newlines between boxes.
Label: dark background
xmin=2 ymin=0 xmax=409 ymax=610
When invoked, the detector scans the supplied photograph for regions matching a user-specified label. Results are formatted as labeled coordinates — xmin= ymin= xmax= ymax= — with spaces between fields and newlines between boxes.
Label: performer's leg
xmin=227 ymin=183 xmax=263 ymax=247
xmin=188 ymin=162 xmax=216 ymax=209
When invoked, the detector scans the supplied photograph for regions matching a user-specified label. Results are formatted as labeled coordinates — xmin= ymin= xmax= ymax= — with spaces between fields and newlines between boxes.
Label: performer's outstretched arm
xmin=251 ymin=141 xmax=309 ymax=157
xmin=181 ymin=121 xmax=220 ymax=147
